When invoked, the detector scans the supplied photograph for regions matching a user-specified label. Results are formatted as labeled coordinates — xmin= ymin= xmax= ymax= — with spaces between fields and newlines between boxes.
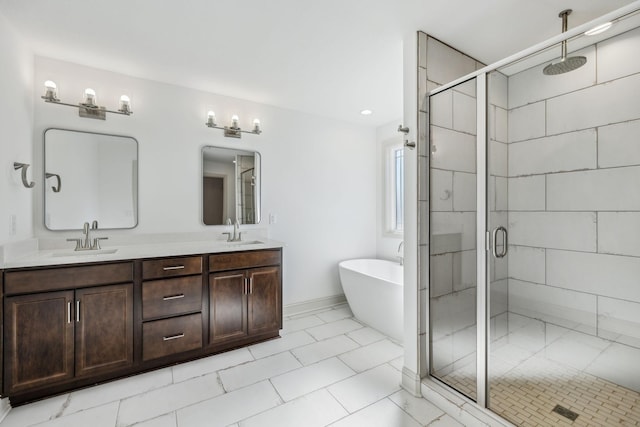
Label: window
xmin=386 ymin=143 xmax=404 ymax=234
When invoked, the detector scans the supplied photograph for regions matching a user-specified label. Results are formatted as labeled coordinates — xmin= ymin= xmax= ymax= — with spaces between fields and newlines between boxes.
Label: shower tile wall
xmin=506 ymin=27 xmax=640 ymax=357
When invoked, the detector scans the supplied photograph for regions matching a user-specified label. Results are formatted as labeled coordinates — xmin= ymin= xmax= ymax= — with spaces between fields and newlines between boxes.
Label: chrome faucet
xmin=67 ymin=220 xmax=108 ymax=251
xmin=222 ymin=219 xmax=243 ymax=242
xmin=397 ymin=241 xmax=404 ymax=266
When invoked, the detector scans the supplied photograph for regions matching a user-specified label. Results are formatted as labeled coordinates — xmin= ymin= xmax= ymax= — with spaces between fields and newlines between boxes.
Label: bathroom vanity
xmin=0 ymin=244 xmax=282 ymax=405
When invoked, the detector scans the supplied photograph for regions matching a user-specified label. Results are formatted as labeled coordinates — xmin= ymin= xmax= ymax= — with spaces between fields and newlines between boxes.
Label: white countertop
xmin=0 ymin=238 xmax=284 ymax=269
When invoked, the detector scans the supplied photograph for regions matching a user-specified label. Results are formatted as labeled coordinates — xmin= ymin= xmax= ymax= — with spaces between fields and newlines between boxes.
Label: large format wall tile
xmin=546 ymin=166 xmax=640 ymax=211
xmin=598 ymin=119 xmax=640 ymax=168
xmin=508 ymin=245 xmax=545 ymax=284
xmin=597 ymin=26 xmax=640 ymax=84
xmin=430 ymin=126 xmax=476 ymax=173
xmin=452 ymin=171 xmax=476 ymax=212
xmin=508 ymin=46 xmax=595 ymax=109
xmin=508 ymin=102 xmax=545 ymax=143
xmin=431 ymin=212 xmax=476 ymax=253
xmin=430 ymin=169 xmax=453 ymax=211
xmin=426 ymin=37 xmax=477 ymax=86
xmin=598 ymin=212 xmax=640 ymax=257
xmin=452 ymin=91 xmax=476 ymax=135
xmin=547 ymin=249 xmax=640 ymax=303
xmin=547 ymin=72 xmax=640 ymax=135
xmin=508 ymin=279 xmax=597 ymax=335
xmin=430 ymin=89 xmax=453 ymax=128
xmin=508 ymin=129 xmax=597 ymax=177
xmin=507 ymin=176 xmax=545 ymax=211
xmin=509 ymin=211 xmax=596 ymax=252
xmin=490 ymin=141 xmax=508 ymax=177
xmin=597 ymin=296 xmax=640 ymax=349
xmin=488 ymin=71 xmax=508 ymax=109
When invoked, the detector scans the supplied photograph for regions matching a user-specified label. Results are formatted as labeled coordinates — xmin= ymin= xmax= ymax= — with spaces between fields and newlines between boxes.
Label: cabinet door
xmin=209 ymin=271 xmax=247 ymax=343
xmin=4 ymin=291 xmax=75 ymax=394
xmin=75 ymin=284 xmax=133 ymax=378
xmin=247 ymin=266 xmax=281 ymax=335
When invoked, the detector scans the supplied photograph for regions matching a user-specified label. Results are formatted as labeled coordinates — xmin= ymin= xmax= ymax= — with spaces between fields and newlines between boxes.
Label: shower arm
xmin=559 ymin=9 xmax=571 ymax=61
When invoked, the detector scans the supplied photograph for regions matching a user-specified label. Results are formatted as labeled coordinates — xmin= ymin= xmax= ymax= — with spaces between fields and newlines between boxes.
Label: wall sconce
xmin=41 ymin=80 xmax=133 ymax=120
xmin=206 ymin=111 xmax=262 ymax=138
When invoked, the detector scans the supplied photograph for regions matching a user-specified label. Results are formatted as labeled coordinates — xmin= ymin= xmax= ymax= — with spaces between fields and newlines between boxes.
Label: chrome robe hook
xmin=13 ymin=162 xmax=35 ymax=188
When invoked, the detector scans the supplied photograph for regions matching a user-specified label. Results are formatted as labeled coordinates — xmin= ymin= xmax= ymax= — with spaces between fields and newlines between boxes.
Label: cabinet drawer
xmin=142 ymin=276 xmax=202 ymax=320
xmin=142 ymin=314 xmax=202 ymax=361
xmin=5 ymin=262 xmax=133 ymax=295
xmin=209 ymin=250 xmax=280 ymax=272
xmin=142 ymin=256 xmax=202 ymax=280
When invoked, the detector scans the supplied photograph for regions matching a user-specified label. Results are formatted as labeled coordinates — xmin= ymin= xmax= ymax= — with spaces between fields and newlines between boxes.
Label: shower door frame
xmin=423 ymin=0 xmax=640 ymax=414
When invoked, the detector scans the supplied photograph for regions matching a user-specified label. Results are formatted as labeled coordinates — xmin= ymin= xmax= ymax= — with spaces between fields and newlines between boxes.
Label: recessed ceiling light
xmin=584 ymin=22 xmax=612 ymax=36
xmin=360 ymin=109 xmax=373 ymax=115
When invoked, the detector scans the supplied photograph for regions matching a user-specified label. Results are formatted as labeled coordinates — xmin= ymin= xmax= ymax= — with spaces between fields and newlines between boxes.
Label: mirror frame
xmin=201 ymin=145 xmax=261 ymax=226
xmin=43 ymin=127 xmax=139 ymax=231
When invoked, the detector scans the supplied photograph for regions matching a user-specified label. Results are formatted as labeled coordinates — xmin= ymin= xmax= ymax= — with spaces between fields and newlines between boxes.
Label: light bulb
xmin=253 ymin=118 xmax=261 ymax=133
xmin=231 ymin=115 xmax=239 ymax=128
xmin=207 ymin=111 xmax=216 ymax=127
xmin=83 ymin=88 xmax=96 ymax=106
xmin=43 ymin=80 xmax=58 ymax=101
xmin=119 ymin=95 xmax=131 ymax=114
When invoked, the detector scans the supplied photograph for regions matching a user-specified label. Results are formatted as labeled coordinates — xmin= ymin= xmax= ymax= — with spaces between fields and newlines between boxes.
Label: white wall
xmin=32 ymin=56 xmax=377 ymax=306
xmin=0 ymin=11 xmax=33 ymax=245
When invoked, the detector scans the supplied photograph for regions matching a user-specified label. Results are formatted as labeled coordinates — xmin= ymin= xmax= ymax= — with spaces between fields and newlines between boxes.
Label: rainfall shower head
xmin=543 ymin=9 xmax=587 ymax=75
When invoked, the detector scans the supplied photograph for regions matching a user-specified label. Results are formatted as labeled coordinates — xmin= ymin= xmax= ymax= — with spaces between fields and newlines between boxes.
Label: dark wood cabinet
xmin=210 ymin=271 xmax=248 ymax=342
xmin=209 ymin=250 xmax=282 ymax=344
xmin=75 ymin=284 xmax=133 ymax=378
xmin=4 ymin=291 xmax=75 ymax=395
xmin=4 ymin=283 xmax=134 ymax=394
xmin=247 ymin=266 xmax=281 ymax=335
xmin=2 ymin=247 xmax=282 ymax=404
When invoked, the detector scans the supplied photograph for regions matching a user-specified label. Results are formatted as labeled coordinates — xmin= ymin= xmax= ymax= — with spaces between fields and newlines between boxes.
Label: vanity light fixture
xmin=205 ymin=111 xmax=262 ymax=138
xmin=41 ymin=80 xmax=133 ymax=120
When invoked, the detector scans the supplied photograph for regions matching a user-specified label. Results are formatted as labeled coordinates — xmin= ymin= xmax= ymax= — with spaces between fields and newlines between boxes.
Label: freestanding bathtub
xmin=338 ymin=259 xmax=403 ymax=343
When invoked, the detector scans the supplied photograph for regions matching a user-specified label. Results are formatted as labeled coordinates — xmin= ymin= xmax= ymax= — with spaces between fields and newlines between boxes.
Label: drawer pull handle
xmin=163 ymin=265 xmax=185 ymax=271
xmin=163 ymin=333 xmax=185 ymax=341
xmin=163 ymin=294 xmax=185 ymax=301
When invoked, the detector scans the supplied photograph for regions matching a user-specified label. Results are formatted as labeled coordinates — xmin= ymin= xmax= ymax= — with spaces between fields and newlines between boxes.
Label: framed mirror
xmin=44 ymin=128 xmax=138 ymax=230
xmin=202 ymin=146 xmax=261 ymax=225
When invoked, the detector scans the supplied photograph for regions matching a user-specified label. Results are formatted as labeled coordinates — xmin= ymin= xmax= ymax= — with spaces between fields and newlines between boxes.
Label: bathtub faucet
xmin=397 ymin=241 xmax=404 ymax=265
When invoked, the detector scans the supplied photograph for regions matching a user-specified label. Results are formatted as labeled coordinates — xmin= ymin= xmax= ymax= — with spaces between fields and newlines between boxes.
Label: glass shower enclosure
xmin=428 ymin=7 xmax=640 ymax=426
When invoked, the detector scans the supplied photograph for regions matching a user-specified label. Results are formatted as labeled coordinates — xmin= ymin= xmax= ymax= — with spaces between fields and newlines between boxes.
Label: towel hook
xmin=45 ymin=172 xmax=62 ymax=192
xmin=13 ymin=162 xmax=35 ymax=188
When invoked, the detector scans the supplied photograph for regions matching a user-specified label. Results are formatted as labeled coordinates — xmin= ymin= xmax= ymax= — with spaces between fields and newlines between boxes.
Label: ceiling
xmin=0 ymin=0 xmax=635 ymax=127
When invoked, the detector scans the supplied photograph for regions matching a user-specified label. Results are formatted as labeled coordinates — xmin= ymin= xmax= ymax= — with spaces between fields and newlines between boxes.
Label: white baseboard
xmin=401 ymin=367 xmax=422 ymax=396
xmin=283 ymin=294 xmax=347 ymax=317
xmin=0 ymin=397 xmax=11 ymax=423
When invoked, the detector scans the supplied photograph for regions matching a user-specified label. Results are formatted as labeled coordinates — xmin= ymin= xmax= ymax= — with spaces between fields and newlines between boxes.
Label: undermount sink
xmin=226 ymin=240 xmax=264 ymax=246
xmin=51 ymin=248 xmax=118 ymax=257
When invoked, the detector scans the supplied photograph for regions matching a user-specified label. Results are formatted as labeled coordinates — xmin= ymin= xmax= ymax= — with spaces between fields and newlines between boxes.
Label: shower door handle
xmin=491 ymin=226 xmax=508 ymax=258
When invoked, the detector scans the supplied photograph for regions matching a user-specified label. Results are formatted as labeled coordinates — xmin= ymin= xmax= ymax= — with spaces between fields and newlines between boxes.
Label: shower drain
xmin=552 ymin=404 xmax=579 ymax=421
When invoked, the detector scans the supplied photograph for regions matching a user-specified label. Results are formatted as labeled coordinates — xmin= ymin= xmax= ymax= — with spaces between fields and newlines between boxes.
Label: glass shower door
xmin=428 ymin=77 xmax=478 ymax=400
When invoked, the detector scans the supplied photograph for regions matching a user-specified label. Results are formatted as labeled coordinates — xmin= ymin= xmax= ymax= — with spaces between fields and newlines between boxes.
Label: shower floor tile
xmin=437 ymin=318 xmax=640 ymax=427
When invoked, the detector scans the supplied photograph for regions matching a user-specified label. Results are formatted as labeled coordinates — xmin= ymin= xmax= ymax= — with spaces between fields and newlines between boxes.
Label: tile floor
xmin=437 ymin=313 xmax=640 ymax=427
xmin=0 ymin=305 xmax=462 ymax=427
